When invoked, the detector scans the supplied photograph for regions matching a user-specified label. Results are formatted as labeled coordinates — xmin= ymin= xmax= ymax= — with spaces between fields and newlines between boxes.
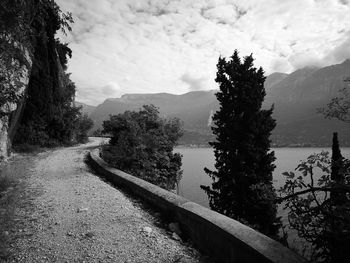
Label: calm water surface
xmin=176 ymin=147 xmax=350 ymax=208
xmin=175 ymin=147 xmax=350 ymax=253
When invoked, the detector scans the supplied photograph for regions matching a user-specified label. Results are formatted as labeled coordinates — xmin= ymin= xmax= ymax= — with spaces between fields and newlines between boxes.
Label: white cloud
xmin=101 ymin=82 xmax=123 ymax=96
xmin=56 ymin=0 xmax=350 ymax=105
xmin=181 ymin=73 xmax=210 ymax=91
xmin=324 ymin=34 xmax=350 ymax=63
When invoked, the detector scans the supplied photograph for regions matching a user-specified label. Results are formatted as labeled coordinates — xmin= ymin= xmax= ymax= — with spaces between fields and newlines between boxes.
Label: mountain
xmin=264 ymin=72 xmax=288 ymax=91
xmin=89 ymin=59 xmax=350 ymax=146
xmin=265 ymin=60 xmax=350 ymax=146
xmin=75 ymin=102 xmax=96 ymax=116
xmin=89 ymin=91 xmax=218 ymax=144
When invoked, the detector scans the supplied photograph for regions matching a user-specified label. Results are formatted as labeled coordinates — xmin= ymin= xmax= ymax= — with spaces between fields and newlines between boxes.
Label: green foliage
xmin=56 ymin=40 xmax=72 ymax=70
xmin=0 ymin=172 xmax=15 ymax=195
xmin=12 ymin=143 xmax=40 ymax=153
xmin=279 ymin=144 xmax=350 ymax=262
xmin=14 ymin=66 xmax=81 ymax=146
xmin=331 ymin=133 xmax=343 ymax=183
xmin=319 ymin=78 xmax=350 ymax=123
xmin=202 ymin=50 xmax=280 ymax=237
xmin=76 ymin=114 xmax=94 ymax=143
xmin=289 ymin=74 xmax=350 ymax=261
xmin=0 ymin=0 xmax=73 ymax=108
xmin=102 ymin=105 xmax=183 ymax=190
xmin=7 ymin=1 xmax=91 ymax=147
xmin=93 ymin=129 xmax=102 ymax=137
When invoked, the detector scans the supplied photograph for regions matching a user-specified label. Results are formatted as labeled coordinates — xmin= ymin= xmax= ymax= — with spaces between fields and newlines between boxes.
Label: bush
xmin=75 ymin=114 xmax=93 ymax=143
xmin=12 ymin=143 xmax=40 ymax=153
xmin=101 ymin=105 xmax=183 ymax=190
xmin=279 ymin=136 xmax=350 ymax=262
xmin=0 ymin=175 xmax=14 ymax=195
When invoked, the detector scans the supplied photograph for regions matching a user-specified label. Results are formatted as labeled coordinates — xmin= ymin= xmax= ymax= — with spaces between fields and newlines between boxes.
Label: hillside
xmin=265 ymin=59 xmax=350 ymax=146
xmin=88 ymin=91 xmax=218 ymax=144
xmin=86 ymin=59 xmax=350 ymax=146
xmin=75 ymin=102 xmax=96 ymax=116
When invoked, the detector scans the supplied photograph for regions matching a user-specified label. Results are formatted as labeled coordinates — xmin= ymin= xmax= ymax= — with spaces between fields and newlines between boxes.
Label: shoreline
xmin=176 ymin=145 xmax=350 ymax=149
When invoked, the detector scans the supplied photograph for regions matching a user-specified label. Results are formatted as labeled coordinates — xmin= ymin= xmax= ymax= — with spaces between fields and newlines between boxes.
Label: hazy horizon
xmin=77 ymin=58 xmax=350 ymax=107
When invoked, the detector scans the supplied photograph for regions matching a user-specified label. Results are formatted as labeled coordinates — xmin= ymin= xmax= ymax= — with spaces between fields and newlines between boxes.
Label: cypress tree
xmin=327 ymin=133 xmax=348 ymax=262
xmin=202 ymin=50 xmax=280 ymax=237
xmin=331 ymin=132 xmax=345 ymax=203
xmin=331 ymin=132 xmax=343 ymax=182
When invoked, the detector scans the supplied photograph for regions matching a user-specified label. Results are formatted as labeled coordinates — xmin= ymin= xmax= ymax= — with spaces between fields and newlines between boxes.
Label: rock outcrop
xmin=0 ymin=46 xmax=32 ymax=160
xmin=1 ymin=1 xmax=78 ymax=160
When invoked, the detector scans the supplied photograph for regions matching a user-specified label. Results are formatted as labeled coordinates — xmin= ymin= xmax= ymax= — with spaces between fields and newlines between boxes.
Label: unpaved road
xmin=0 ymin=138 xmax=208 ymax=263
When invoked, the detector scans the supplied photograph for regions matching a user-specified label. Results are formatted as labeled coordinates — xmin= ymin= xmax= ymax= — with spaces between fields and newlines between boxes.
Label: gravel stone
xmin=0 ymin=138 xmax=208 ymax=263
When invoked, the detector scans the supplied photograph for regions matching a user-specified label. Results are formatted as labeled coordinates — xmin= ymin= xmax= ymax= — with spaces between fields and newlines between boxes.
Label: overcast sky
xmin=56 ymin=0 xmax=350 ymax=105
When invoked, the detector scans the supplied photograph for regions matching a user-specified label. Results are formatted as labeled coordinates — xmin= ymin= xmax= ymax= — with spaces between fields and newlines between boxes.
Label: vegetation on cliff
xmin=0 ymin=0 xmax=71 ymax=108
xmin=0 ymin=0 xmax=92 ymax=147
xmin=201 ymin=50 xmax=280 ymax=238
xmin=101 ymin=105 xmax=183 ymax=190
xmin=1 ymin=0 xmax=33 ymax=109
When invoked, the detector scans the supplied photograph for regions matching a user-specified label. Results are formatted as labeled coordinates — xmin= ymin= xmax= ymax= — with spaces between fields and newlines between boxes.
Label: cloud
xmin=202 ymin=5 xmax=238 ymax=24
xmin=289 ymin=51 xmax=324 ymax=69
xmin=270 ymin=57 xmax=291 ymax=73
xmin=324 ymin=34 xmax=350 ymax=63
xmin=288 ymin=33 xmax=350 ymax=69
xmin=339 ymin=0 xmax=349 ymax=5
xmin=55 ymin=0 xmax=350 ymax=105
xmin=101 ymin=82 xmax=123 ymax=96
xmin=181 ymin=73 xmax=209 ymax=91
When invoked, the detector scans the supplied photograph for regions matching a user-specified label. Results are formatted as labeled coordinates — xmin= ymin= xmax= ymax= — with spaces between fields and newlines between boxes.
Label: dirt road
xmin=0 ymin=138 xmax=206 ymax=263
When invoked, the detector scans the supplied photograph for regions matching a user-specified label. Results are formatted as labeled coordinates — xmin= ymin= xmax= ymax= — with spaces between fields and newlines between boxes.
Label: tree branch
xmin=277 ymin=185 xmax=350 ymax=203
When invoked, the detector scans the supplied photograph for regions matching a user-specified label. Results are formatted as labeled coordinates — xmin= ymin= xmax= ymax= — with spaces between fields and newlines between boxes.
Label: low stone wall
xmin=88 ymin=150 xmax=307 ymax=263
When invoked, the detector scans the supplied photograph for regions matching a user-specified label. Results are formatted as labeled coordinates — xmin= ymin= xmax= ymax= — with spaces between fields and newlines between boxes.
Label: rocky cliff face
xmin=1 ymin=1 xmax=77 ymax=159
xmin=0 ymin=116 xmax=9 ymax=159
xmin=0 ymin=46 xmax=32 ymax=160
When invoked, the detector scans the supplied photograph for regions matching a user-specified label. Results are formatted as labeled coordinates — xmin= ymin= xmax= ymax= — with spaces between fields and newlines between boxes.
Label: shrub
xmin=102 ymin=105 xmax=183 ymax=190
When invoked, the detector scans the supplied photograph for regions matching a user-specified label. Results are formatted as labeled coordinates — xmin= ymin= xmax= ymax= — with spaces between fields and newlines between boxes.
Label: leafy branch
xmin=279 ymin=148 xmax=350 ymax=262
xmin=318 ymin=78 xmax=350 ymax=123
xmin=277 ymin=184 xmax=350 ymax=203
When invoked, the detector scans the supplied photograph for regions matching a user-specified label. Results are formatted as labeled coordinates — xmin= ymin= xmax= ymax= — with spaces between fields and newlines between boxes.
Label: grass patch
xmin=0 ymin=171 xmax=17 ymax=261
xmin=0 ymin=155 xmax=31 ymax=260
xmin=12 ymin=143 xmax=41 ymax=153
xmin=0 ymin=175 xmax=15 ymax=195
xmin=0 ymin=191 xmax=16 ymax=261
xmin=0 ymin=162 xmax=17 ymax=196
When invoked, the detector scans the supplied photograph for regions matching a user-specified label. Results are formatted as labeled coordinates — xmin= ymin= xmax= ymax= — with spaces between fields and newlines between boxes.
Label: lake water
xmin=176 ymin=147 xmax=350 ymax=207
xmin=175 ymin=147 xmax=350 ymax=251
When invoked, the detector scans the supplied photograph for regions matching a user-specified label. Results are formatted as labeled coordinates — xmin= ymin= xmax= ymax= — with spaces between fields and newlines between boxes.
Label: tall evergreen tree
xmin=331 ymin=132 xmax=343 ymax=182
xmin=331 ymin=132 xmax=346 ymax=203
xmin=202 ymin=50 xmax=280 ymax=237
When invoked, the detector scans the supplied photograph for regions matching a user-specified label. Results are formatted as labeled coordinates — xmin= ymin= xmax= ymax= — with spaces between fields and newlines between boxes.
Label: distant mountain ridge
xmin=75 ymin=102 xmax=96 ymax=116
xmin=87 ymin=90 xmax=218 ymax=144
xmin=84 ymin=59 xmax=350 ymax=146
xmin=264 ymin=72 xmax=288 ymax=91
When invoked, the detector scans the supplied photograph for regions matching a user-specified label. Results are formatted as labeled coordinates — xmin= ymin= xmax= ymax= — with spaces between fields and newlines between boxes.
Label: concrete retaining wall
xmin=88 ymin=150 xmax=307 ymax=263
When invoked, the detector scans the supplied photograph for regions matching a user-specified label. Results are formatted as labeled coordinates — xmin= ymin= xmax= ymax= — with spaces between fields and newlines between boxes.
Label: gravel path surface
xmin=0 ymin=138 xmax=208 ymax=263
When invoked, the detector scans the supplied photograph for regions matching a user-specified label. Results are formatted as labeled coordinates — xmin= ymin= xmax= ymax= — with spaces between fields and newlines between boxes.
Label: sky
xmin=56 ymin=0 xmax=350 ymax=106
